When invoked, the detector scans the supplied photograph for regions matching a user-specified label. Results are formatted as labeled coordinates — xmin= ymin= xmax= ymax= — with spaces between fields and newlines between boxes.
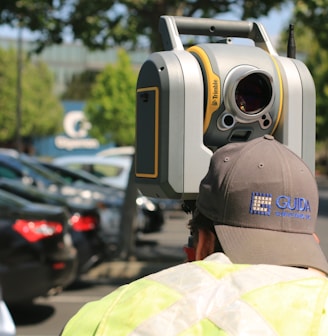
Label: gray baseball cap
xmin=196 ymin=135 xmax=328 ymax=274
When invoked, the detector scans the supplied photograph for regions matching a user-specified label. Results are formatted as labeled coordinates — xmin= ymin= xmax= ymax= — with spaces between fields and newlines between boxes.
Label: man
xmin=61 ymin=135 xmax=328 ymax=335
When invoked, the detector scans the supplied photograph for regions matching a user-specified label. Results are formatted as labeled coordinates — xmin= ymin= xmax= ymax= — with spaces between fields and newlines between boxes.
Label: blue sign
xmin=33 ymin=100 xmax=114 ymax=157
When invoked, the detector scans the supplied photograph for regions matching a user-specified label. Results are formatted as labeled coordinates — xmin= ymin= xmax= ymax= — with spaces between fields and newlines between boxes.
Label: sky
xmin=0 ymin=3 xmax=293 ymax=48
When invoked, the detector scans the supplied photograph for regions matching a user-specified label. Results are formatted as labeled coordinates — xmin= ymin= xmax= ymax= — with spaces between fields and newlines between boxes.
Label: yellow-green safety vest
xmin=61 ymin=253 xmax=328 ymax=335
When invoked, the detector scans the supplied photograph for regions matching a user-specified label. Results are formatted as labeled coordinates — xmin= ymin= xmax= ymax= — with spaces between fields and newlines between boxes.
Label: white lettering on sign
xmin=55 ymin=136 xmax=99 ymax=150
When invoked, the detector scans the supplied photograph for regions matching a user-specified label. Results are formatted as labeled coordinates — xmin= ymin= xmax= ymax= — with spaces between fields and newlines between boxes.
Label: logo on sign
xmin=55 ymin=110 xmax=99 ymax=150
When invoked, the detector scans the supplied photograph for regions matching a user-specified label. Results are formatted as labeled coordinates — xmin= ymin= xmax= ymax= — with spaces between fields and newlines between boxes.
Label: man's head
xmin=194 ymin=134 xmax=328 ymax=274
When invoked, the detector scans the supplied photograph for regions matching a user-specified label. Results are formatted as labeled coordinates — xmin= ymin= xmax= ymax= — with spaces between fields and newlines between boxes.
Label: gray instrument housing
xmin=135 ymin=16 xmax=316 ymax=200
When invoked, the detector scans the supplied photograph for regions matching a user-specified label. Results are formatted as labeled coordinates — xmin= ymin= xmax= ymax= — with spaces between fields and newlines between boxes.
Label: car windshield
xmin=53 ymin=155 xmax=132 ymax=190
xmin=19 ymin=155 xmax=68 ymax=185
xmin=44 ymin=163 xmax=106 ymax=186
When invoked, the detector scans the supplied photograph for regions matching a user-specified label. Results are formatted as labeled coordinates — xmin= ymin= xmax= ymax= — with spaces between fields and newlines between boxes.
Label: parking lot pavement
xmin=83 ymin=211 xmax=189 ymax=284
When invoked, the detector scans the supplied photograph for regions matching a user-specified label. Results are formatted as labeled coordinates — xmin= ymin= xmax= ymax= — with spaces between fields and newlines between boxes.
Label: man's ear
xmin=195 ymin=228 xmax=216 ymax=260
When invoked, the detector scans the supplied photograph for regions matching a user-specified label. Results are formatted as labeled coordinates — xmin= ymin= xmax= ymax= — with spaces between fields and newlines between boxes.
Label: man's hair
xmin=188 ymin=209 xmax=224 ymax=253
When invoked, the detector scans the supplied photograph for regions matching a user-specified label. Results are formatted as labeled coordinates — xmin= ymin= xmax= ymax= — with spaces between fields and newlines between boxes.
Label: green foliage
xmin=61 ymin=70 xmax=100 ymax=100
xmin=279 ymin=20 xmax=328 ymax=143
xmin=1 ymin=0 xmax=66 ymax=52
xmin=0 ymin=49 xmax=17 ymax=141
xmin=22 ymin=61 xmax=64 ymax=136
xmin=294 ymin=0 xmax=328 ymax=50
xmin=0 ymin=47 xmax=63 ymax=143
xmin=85 ymin=49 xmax=137 ymax=146
xmin=303 ymin=36 xmax=328 ymax=142
xmin=291 ymin=0 xmax=328 ymax=142
xmin=1 ymin=0 xmax=288 ymax=53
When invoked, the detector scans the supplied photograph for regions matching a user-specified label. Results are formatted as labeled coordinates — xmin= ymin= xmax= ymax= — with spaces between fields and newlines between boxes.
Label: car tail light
xmin=13 ymin=219 xmax=63 ymax=242
xmin=52 ymin=262 xmax=66 ymax=270
xmin=70 ymin=214 xmax=97 ymax=232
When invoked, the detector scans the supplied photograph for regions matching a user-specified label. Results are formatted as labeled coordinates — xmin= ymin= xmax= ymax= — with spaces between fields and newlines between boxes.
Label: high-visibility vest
xmin=61 ymin=253 xmax=328 ymax=336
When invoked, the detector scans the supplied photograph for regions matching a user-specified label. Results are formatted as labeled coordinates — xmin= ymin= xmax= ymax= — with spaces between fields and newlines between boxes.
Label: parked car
xmin=55 ymin=148 xmax=182 ymax=211
xmin=53 ymin=155 xmax=132 ymax=190
xmin=41 ymin=161 xmax=115 ymax=188
xmin=0 ymin=178 xmax=106 ymax=276
xmin=0 ymin=189 xmax=77 ymax=305
xmin=0 ymin=149 xmax=118 ymax=259
xmin=99 ymin=147 xmax=183 ymax=211
xmin=46 ymin=159 xmax=165 ymax=234
xmin=96 ymin=146 xmax=135 ymax=158
xmin=40 ymin=161 xmax=160 ymax=241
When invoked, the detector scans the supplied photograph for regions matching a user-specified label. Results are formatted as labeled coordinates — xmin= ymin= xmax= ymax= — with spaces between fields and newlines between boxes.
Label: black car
xmin=0 ymin=178 xmax=105 ymax=276
xmin=0 ymin=150 xmax=164 ymax=259
xmin=0 ymin=189 xmax=77 ymax=305
xmin=0 ymin=149 xmax=117 ymax=205
xmin=0 ymin=149 xmax=121 ymax=258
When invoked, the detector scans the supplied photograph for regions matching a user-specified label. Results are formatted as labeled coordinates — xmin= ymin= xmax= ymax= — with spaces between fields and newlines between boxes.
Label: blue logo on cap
xmin=250 ymin=192 xmax=272 ymax=216
xmin=249 ymin=192 xmax=311 ymax=220
xmin=275 ymin=195 xmax=311 ymax=219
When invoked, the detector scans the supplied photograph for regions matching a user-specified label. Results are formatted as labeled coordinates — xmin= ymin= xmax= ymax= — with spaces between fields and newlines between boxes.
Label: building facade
xmin=0 ymin=37 xmax=148 ymax=96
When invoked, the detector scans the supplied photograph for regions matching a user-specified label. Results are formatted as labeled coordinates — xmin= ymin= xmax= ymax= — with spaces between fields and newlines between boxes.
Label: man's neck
xmin=308 ymin=268 xmax=327 ymax=277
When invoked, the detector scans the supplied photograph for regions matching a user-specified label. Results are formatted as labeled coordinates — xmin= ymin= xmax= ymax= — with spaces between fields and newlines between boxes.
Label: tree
xmin=277 ymin=20 xmax=328 ymax=172
xmin=0 ymin=47 xmax=63 ymax=146
xmin=296 ymin=29 xmax=328 ymax=148
xmin=1 ymin=0 xmax=289 ymax=52
xmin=293 ymin=0 xmax=328 ymax=50
xmin=278 ymin=21 xmax=328 ymax=144
xmin=85 ymin=49 xmax=137 ymax=146
xmin=61 ymin=70 xmax=100 ymax=100
xmin=84 ymin=49 xmax=138 ymax=259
